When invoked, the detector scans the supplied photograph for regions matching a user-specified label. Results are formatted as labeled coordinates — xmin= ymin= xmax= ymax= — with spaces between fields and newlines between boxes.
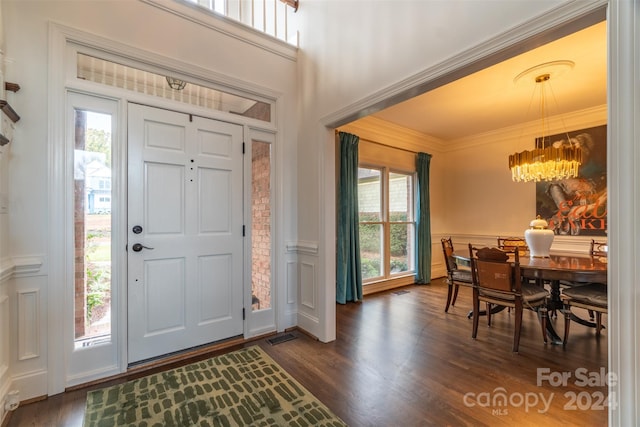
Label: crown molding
xmin=340 ymin=104 xmax=606 ymax=155
xmin=339 ymin=116 xmax=446 ymax=154
xmin=445 ymin=104 xmax=607 ymax=153
xmin=321 ymin=0 xmax=607 ymax=129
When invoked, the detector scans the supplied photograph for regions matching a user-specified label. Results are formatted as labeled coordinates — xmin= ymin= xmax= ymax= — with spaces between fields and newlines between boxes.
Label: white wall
xmin=2 ymin=0 xmax=298 ymax=402
xmin=445 ymin=106 xmax=607 ymax=238
xmin=294 ymin=0 xmax=575 ymax=342
xmin=0 ymin=1 xmax=13 ymax=421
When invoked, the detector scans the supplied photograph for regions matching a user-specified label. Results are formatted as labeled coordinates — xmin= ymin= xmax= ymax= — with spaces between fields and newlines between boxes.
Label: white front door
xmin=127 ymin=103 xmax=244 ymax=363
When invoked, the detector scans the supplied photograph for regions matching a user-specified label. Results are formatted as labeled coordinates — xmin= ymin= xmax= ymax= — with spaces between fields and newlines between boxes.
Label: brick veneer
xmin=251 ymin=141 xmax=271 ymax=309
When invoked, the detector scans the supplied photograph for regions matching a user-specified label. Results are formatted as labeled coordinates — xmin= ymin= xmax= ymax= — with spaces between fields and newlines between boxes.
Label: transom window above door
xmin=75 ymin=53 xmax=273 ymax=123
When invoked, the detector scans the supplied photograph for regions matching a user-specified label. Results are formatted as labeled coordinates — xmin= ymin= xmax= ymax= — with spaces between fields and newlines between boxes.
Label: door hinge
xmin=242 ymin=142 xmax=245 ymax=154
xmin=243 ymin=225 xmax=245 ymax=236
xmin=243 ymin=308 xmax=246 ymax=320
xmin=189 ymin=114 xmax=193 ymax=122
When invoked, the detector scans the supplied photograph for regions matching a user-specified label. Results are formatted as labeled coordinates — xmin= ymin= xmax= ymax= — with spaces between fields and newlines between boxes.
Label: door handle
xmin=131 ymin=243 xmax=154 ymax=252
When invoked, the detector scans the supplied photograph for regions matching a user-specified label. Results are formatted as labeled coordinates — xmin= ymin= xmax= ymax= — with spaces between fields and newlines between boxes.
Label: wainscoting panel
xmin=0 ymin=267 xmax=11 ymax=425
xmin=286 ymin=260 xmax=297 ymax=305
xmin=17 ymin=289 xmax=40 ymax=361
xmin=300 ymin=262 xmax=316 ymax=310
xmin=445 ymin=233 xmax=595 ymax=255
xmin=430 ymin=238 xmax=447 ymax=280
xmin=284 ymin=241 xmax=319 ymax=338
xmin=0 ymin=293 xmax=8 ymax=378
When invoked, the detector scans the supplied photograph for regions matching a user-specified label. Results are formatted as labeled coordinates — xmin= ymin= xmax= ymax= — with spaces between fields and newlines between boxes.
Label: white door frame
xmin=243 ymin=127 xmax=278 ymax=338
xmin=48 ymin=23 xmax=281 ymax=394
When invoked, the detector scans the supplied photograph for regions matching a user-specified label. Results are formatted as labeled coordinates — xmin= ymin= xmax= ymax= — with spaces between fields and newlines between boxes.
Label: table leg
xmin=547 ymin=280 xmax=563 ymax=312
xmin=541 ymin=280 xmax=564 ymax=344
xmin=569 ymin=311 xmax=602 ymax=329
xmin=545 ymin=318 xmax=563 ymax=345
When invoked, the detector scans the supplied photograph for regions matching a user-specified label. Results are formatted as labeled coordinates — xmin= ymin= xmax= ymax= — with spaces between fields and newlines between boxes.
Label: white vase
xmin=524 ymin=216 xmax=554 ymax=258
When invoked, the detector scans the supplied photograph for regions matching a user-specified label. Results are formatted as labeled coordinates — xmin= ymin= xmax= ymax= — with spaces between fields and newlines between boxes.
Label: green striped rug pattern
xmin=84 ymin=346 xmax=347 ymax=427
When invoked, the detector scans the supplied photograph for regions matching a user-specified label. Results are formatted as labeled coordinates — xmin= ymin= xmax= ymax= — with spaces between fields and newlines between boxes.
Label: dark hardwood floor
xmin=6 ymin=278 xmax=608 ymax=426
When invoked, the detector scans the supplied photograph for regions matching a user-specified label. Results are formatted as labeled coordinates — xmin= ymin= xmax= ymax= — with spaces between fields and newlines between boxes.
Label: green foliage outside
xmin=86 ymin=128 xmax=112 ymax=167
xmin=85 ymin=231 xmax=111 ymax=321
xmin=359 ymin=220 xmax=380 ymax=254
xmin=359 ymin=212 xmax=410 ymax=278
xmin=390 ymin=258 xmax=408 ymax=273
xmin=359 ymin=212 xmax=410 ymax=256
xmin=361 ymin=257 xmax=381 ymax=279
xmin=86 ymin=268 xmax=110 ymax=321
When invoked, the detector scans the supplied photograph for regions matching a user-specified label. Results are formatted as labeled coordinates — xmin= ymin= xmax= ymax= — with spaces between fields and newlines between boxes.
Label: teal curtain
xmin=336 ymin=131 xmax=363 ymax=304
xmin=415 ymin=152 xmax=432 ymax=284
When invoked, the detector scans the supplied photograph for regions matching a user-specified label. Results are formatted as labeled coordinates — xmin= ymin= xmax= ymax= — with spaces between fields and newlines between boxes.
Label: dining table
xmin=453 ymin=250 xmax=608 ymax=344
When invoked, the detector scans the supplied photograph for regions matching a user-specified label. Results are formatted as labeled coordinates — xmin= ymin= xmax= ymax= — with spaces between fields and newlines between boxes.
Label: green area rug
xmin=83 ymin=346 xmax=347 ymax=427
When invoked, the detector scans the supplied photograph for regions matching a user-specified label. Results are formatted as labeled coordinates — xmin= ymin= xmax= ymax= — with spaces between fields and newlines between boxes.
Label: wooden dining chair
xmin=468 ymin=244 xmax=549 ymax=353
xmin=561 ymin=239 xmax=608 ymax=348
xmin=590 ymin=239 xmax=608 ymax=257
xmin=441 ymin=237 xmax=473 ymax=312
xmin=497 ymin=236 xmax=529 ymax=256
xmin=561 ymin=284 xmax=607 ymax=347
xmin=497 ymin=236 xmax=537 ymax=315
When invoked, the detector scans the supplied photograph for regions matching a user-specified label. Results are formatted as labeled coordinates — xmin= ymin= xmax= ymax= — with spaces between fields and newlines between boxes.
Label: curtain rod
xmin=336 ymin=129 xmax=420 ymax=155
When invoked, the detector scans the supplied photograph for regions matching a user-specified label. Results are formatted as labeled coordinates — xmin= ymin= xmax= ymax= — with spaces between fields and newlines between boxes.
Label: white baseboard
xmin=0 ymin=380 xmax=10 ymax=425
xmin=9 ymin=369 xmax=47 ymax=403
xmin=296 ymin=310 xmax=320 ymax=340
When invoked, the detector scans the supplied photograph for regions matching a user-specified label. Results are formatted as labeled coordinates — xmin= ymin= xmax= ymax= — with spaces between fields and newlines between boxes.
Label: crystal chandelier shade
xmin=508 ymin=63 xmax=582 ymax=183
xmin=509 ymin=145 xmax=582 ymax=182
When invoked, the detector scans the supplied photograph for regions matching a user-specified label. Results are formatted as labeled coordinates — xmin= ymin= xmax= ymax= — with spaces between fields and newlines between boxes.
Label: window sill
xmin=363 ymin=274 xmax=415 ymax=296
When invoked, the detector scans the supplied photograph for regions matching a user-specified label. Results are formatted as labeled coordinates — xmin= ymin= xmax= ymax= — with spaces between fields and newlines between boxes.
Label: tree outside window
xmin=358 ymin=167 xmax=415 ymax=283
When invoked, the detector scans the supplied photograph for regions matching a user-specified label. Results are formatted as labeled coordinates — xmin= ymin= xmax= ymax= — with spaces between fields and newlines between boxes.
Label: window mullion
xmin=383 ymin=167 xmax=391 ymax=279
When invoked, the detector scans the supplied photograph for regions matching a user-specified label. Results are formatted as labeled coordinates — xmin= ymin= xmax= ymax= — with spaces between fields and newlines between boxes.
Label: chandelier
xmin=509 ymin=142 xmax=582 ymax=182
xmin=508 ymin=62 xmax=582 ymax=182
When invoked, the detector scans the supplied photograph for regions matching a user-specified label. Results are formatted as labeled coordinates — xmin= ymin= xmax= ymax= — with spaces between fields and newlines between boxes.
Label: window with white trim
xmin=358 ymin=166 xmax=416 ymax=283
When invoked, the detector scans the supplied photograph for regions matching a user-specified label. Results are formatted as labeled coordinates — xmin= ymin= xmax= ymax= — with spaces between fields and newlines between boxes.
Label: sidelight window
xmin=251 ymin=140 xmax=272 ymax=311
xmin=73 ymin=109 xmax=113 ymax=348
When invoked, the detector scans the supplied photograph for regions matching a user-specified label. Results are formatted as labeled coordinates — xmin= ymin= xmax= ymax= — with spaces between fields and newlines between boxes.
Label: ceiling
xmin=370 ymin=21 xmax=607 ymax=142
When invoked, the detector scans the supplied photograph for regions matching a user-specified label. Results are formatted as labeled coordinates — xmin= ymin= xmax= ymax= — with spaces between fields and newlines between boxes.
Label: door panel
xmin=198 ymin=254 xmax=232 ymax=322
xmin=145 ymin=257 xmax=186 ymax=333
xmin=199 ymin=168 xmax=231 ymax=232
xmin=128 ymin=103 xmax=244 ymax=363
xmin=146 ymin=162 xmax=185 ymax=234
xmin=145 ymin=120 xmax=186 ymax=152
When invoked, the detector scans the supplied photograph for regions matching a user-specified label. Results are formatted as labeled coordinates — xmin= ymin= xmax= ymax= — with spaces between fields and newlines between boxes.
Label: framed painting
xmin=535 ymin=124 xmax=607 ymax=236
